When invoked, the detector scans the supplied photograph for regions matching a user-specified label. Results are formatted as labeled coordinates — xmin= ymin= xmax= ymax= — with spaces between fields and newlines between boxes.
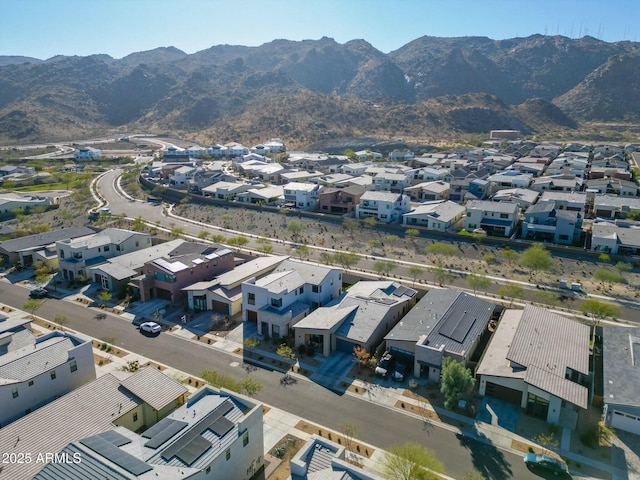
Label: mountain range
xmin=1 ymin=34 xmax=639 ymax=147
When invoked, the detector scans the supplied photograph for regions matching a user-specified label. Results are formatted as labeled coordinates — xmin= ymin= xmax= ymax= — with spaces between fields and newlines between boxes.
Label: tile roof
xmin=0 ymin=226 xmax=95 ymax=253
xmin=120 ymin=366 xmax=187 ymax=411
xmin=0 ymin=335 xmax=76 ymax=384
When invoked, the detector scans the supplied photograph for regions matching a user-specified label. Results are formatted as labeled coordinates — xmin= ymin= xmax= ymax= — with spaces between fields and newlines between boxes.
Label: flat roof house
xmin=602 ymin=326 xmax=640 ymax=436
xmin=385 ymin=289 xmax=498 ymax=383
xmin=402 ymin=200 xmax=466 ymax=231
xmin=356 ymin=191 xmax=411 ymax=224
xmin=590 ymin=219 xmax=640 ymax=255
xmin=317 ymin=185 xmax=366 ymax=215
xmin=35 ymin=386 xmax=264 ymax=480
xmin=464 ymin=200 xmax=519 ymax=237
xmin=476 ymin=305 xmax=591 ymax=429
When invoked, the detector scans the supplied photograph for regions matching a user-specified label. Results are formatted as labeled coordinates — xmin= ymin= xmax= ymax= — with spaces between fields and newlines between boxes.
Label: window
xmin=12 ymin=388 xmax=18 ymax=398
xmin=500 ymin=213 xmax=509 ymax=219
xmin=312 ymin=285 xmax=319 ymax=293
xmin=225 ymin=448 xmax=231 ymax=461
xmin=28 ymin=380 xmax=34 ymax=387
xmin=154 ymin=271 xmax=176 ymax=283
xmin=271 ymin=298 xmax=282 ymax=308
xmin=103 ymin=245 xmax=110 ymax=252
xmin=243 ymin=431 xmax=249 ymax=447
xmin=70 ymin=360 xmax=77 ymax=373
xmin=50 ymin=371 xmax=56 ymax=380
xmin=248 ymin=293 xmax=255 ymax=305
xmin=60 ymin=250 xmax=65 ymax=259
xmin=73 ymin=252 xmax=82 ymax=259
xmin=133 ymin=412 xmax=138 ymax=422
xmin=299 ymin=287 xmax=303 ymax=294
xmin=205 ymin=466 xmax=211 ymax=474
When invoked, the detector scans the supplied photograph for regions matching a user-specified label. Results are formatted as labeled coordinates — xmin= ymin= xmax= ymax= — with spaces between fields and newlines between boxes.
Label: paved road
xmin=0 ymin=281 xmax=546 ymax=479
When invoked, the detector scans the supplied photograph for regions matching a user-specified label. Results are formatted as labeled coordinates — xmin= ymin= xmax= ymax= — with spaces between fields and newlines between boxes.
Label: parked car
xmin=391 ymin=363 xmax=407 ymax=382
xmin=139 ymin=321 xmax=162 ymax=334
xmin=523 ymin=453 xmax=569 ymax=475
xmin=29 ymin=288 xmax=48 ymax=299
xmin=375 ymin=351 xmax=394 ymax=377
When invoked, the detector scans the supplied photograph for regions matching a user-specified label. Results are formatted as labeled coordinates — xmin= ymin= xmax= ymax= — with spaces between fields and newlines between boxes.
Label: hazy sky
xmin=3 ymin=0 xmax=639 ymax=59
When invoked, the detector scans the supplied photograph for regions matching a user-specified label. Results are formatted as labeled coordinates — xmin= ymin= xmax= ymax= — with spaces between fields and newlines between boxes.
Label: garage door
xmin=485 ymin=382 xmax=522 ymax=405
xmin=336 ymin=338 xmax=356 ymax=354
xmin=611 ymin=410 xmax=640 ymax=435
xmin=211 ymin=300 xmax=229 ymax=314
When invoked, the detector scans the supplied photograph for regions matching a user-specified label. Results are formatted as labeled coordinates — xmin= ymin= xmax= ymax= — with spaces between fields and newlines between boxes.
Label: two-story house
xmin=402 ymin=200 xmax=465 ymax=231
xmin=372 ymin=172 xmax=411 ymax=192
xmin=355 ymin=191 xmax=411 ymax=223
xmin=317 ymin=185 xmax=366 ymax=214
xmin=464 ymin=200 xmax=519 ymax=237
xmin=0 ymin=316 xmax=95 ymax=427
xmin=521 ymin=201 xmax=583 ymax=245
xmin=283 ymin=182 xmax=320 ymax=210
xmin=403 ymin=181 xmax=450 ymax=201
xmin=242 ymin=259 xmax=342 ymax=339
xmin=57 ymin=228 xmax=152 ymax=283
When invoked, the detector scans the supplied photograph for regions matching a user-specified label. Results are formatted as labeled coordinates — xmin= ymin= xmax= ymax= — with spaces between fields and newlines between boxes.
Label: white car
xmin=139 ymin=321 xmax=162 ymax=334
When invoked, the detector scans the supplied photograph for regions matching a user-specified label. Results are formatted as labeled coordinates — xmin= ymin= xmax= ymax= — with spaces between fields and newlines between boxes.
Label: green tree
xmin=243 ymin=337 xmax=260 ymax=356
xmin=373 ymin=260 xmax=397 ymax=277
xmin=97 ymin=290 xmax=113 ymax=307
xmin=287 ymin=220 xmax=305 ymax=239
xmin=598 ymin=253 xmax=611 ymax=263
xmin=276 ymin=344 xmax=296 ymax=374
xmin=257 ymin=244 xmax=274 ymax=255
xmin=363 ymin=216 xmax=377 ymax=228
xmin=579 ymin=299 xmax=621 ymax=323
xmin=22 ymin=299 xmax=43 ymax=319
xmin=368 ymin=239 xmax=382 ymax=250
xmin=615 ymin=261 xmax=633 ymax=273
xmin=294 ymin=244 xmax=310 ymax=260
xmin=170 ymin=226 xmax=184 ymax=237
xmin=240 ymin=377 xmax=263 ymax=397
xmin=408 ymin=266 xmax=424 ymax=286
xmin=227 ymin=236 xmax=249 ymax=246
xmin=593 ymin=269 xmax=624 ymax=291
xmin=385 ymin=234 xmax=400 ymax=249
xmin=431 ymin=261 xmax=452 ymax=286
xmin=518 ymin=244 xmax=553 ymax=279
xmin=425 ymin=243 xmax=458 ymax=258
xmin=201 ymin=369 xmax=241 ymax=392
xmin=440 ymin=357 xmax=474 ymax=411
xmin=54 ymin=313 xmax=69 ymax=330
xmin=319 ymin=252 xmax=332 ymax=265
xmin=332 ymin=251 xmax=360 ymax=269
xmin=197 ymin=230 xmax=209 ymax=240
xmin=343 ymin=149 xmax=356 ymax=159
xmin=131 ymin=217 xmax=146 ymax=232
xmin=497 ymin=283 xmax=524 ymax=306
xmin=210 ymin=234 xmax=226 ymax=243
xmin=467 ymin=273 xmax=490 ymax=295
xmin=501 ymin=249 xmax=519 ymax=265
xmin=405 ymin=229 xmax=420 ymax=242
xmin=342 ymin=218 xmax=360 ymax=237
xmin=531 ymin=291 xmax=560 ymax=307
xmin=627 ymin=209 xmax=640 ymax=221
xmin=382 ymin=442 xmax=444 ymax=480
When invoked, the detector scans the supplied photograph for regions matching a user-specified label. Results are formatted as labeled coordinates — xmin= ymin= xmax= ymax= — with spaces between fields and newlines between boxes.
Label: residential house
xmin=293 ymin=281 xmax=417 ymax=357
xmin=372 ymin=172 xmax=411 ymax=192
xmin=384 ymin=289 xmax=498 ymax=382
xmin=340 ymin=162 xmax=371 ymax=176
xmin=355 ymin=191 xmax=411 ymax=223
xmin=487 ymin=171 xmax=534 ymax=191
xmin=184 ymin=256 xmax=289 ymax=315
xmin=225 ymin=142 xmax=249 ymax=157
xmin=532 ymin=175 xmax=584 ymax=193
xmin=236 ymin=185 xmax=284 ymax=205
xmin=185 ymin=145 xmax=206 ymax=157
xmin=242 ymin=259 xmax=342 ymax=339
xmin=354 ymin=150 xmax=382 ymax=161
xmin=0 ymin=226 xmax=95 ymax=267
xmin=404 ymin=181 xmax=450 ymax=201
xmin=593 ymin=195 xmax=640 ymax=220
xmin=589 ymin=166 xmax=632 ymax=181
xmin=507 ymin=159 xmax=547 ymax=177
xmin=538 ymin=191 xmax=588 ymax=216
xmin=446 ymin=167 xmax=490 ymax=201
xmin=89 ymin=239 xmax=187 ymax=296
xmin=0 ymin=192 xmax=57 ymax=214
xmin=74 ymin=146 xmax=102 ymax=159
xmin=207 ymin=144 xmax=228 ymax=157
xmin=278 ymin=170 xmax=324 ymax=184
xmin=0 ymin=367 xmax=188 ymax=480
xmin=317 ymin=185 xmax=366 ymax=214
xmin=402 ymin=200 xmax=465 ymax=231
xmin=590 ymin=219 xmax=640 ymax=255
xmin=490 ymin=130 xmax=521 ymax=140
xmin=602 ymin=327 xmax=640 ymax=435
xmin=202 ymin=181 xmax=261 ymax=200
xmin=411 ymin=166 xmax=449 ymax=183
xmin=310 ymin=173 xmax=355 ymax=187
xmin=476 ymin=305 xmax=591 ymax=429
xmin=36 ymin=385 xmax=264 ymax=480
xmin=139 ymin=243 xmax=235 ymax=304
xmin=586 ymin=178 xmax=638 ymax=197
xmin=57 ymin=228 xmax=152 ymax=283
xmin=264 ymin=138 xmax=285 ymax=152
xmin=491 ymin=188 xmax=540 ymax=209
xmin=170 ymin=165 xmax=198 ymax=187
xmin=0 ymin=316 xmax=95 ymax=427
xmin=0 ymin=165 xmax=35 ymax=177
xmin=521 ymin=202 xmax=583 ymax=245
xmin=389 ymin=150 xmax=414 ymax=161
xmin=290 ymin=435 xmax=384 ymax=480
xmin=283 ymin=182 xmax=320 ymax=210
xmin=464 ymin=200 xmax=519 ymax=237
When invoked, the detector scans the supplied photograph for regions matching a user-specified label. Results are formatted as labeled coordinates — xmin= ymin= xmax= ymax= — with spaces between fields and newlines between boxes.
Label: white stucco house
xmin=356 ymin=191 xmax=411 ymax=223
xmin=464 ymin=200 xmax=519 ymax=237
xmin=402 ymin=200 xmax=465 ymax=231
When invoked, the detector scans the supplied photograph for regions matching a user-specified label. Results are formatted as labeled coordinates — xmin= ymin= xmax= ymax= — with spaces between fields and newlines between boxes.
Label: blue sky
xmin=2 ymin=0 xmax=639 ymax=59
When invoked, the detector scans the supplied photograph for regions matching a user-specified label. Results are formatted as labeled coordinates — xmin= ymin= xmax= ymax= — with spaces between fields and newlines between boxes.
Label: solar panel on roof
xmin=393 ymin=286 xmax=407 ymax=297
xmin=145 ymin=420 xmax=189 ymax=449
xmin=175 ymin=436 xmax=212 ymax=466
xmin=439 ymin=313 xmax=475 ymax=343
xmin=80 ymin=435 xmax=152 ymax=476
xmin=97 ymin=430 xmax=132 ymax=447
xmin=142 ymin=417 xmax=177 ymax=439
xmin=209 ymin=416 xmax=234 ymax=437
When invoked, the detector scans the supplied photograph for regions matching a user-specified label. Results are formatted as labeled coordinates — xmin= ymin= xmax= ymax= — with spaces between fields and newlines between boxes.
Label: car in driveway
xmin=391 ymin=363 xmax=407 ymax=382
xmin=139 ymin=321 xmax=162 ymax=334
xmin=29 ymin=288 xmax=48 ymax=299
xmin=523 ymin=453 xmax=569 ymax=476
xmin=375 ymin=351 xmax=394 ymax=377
